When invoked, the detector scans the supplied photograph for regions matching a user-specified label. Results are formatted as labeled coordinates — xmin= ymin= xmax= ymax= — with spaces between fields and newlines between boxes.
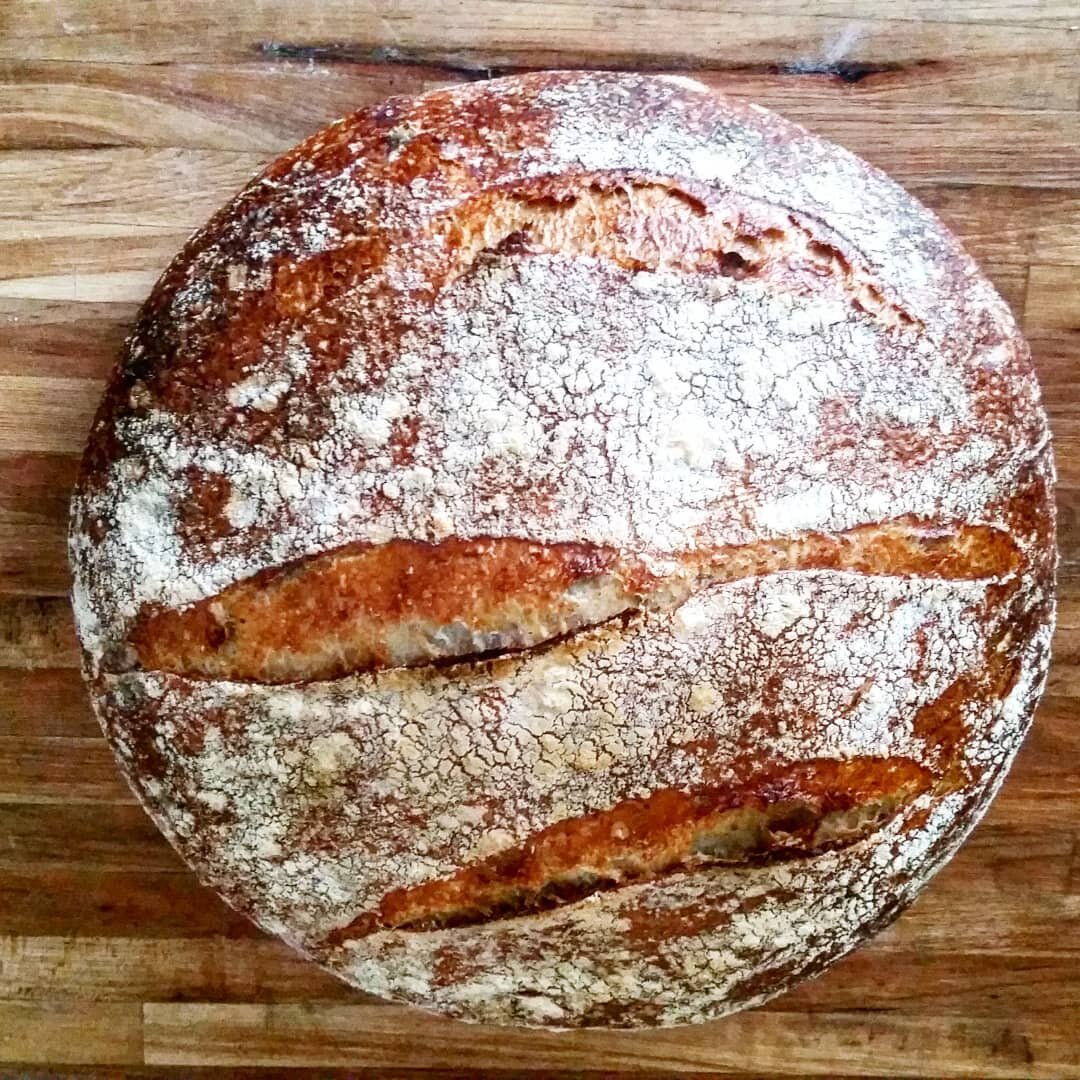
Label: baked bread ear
xmin=70 ymin=71 xmax=1055 ymax=1028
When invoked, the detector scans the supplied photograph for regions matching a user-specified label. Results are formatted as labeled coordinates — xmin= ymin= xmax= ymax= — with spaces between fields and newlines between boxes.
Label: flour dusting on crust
xmin=70 ymin=72 xmax=1055 ymax=1028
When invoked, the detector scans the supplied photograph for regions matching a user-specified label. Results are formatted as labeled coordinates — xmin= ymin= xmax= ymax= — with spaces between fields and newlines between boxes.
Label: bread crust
xmin=70 ymin=72 xmax=1055 ymax=1027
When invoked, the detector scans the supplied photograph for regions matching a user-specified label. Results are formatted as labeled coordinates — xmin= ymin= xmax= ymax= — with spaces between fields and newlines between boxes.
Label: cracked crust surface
xmin=70 ymin=72 xmax=1055 ymax=1028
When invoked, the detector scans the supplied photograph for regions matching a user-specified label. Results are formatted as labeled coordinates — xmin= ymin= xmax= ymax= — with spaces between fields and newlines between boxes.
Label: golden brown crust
xmin=128 ymin=537 xmax=628 ymax=682
xmin=126 ymin=519 xmax=1020 ymax=683
xmin=330 ymin=756 xmax=936 ymax=938
xmin=69 ymin=72 xmax=1056 ymax=1028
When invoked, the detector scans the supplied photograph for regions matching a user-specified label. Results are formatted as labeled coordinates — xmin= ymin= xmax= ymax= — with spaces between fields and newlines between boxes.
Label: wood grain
xmin=0 ymin=0 xmax=1077 ymax=1074
xmin=0 ymin=377 xmax=101 ymax=452
xmin=0 ymin=1002 xmax=143 ymax=1066
xmin=0 ymin=867 xmax=254 ymax=940
xmin=0 ymin=936 xmax=354 ymax=1003
xmin=0 ymin=668 xmax=99 ymax=736
xmin=3 ymin=1 xmax=1078 ymax=66
xmin=140 ymin=1003 xmax=1080 ymax=1076
xmin=2 ymin=55 xmax=1077 ymax=156
xmin=0 ymin=597 xmax=80 ymax=667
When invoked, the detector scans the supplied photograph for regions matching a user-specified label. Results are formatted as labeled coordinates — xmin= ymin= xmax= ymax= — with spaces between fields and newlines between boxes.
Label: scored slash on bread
xmin=116 ymin=511 xmax=1028 ymax=945
xmin=70 ymin=72 xmax=1055 ymax=1027
xmin=328 ymin=756 xmax=939 ymax=937
xmin=124 ymin=518 xmax=1021 ymax=683
xmin=436 ymin=183 xmax=919 ymax=329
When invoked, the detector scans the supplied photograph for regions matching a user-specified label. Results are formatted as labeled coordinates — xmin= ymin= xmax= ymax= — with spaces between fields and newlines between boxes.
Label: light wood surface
xmin=0 ymin=1 xmax=1077 ymax=1075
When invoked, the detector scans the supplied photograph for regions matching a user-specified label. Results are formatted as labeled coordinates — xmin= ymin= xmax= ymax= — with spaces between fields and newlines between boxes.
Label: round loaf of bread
xmin=70 ymin=71 xmax=1055 ymax=1028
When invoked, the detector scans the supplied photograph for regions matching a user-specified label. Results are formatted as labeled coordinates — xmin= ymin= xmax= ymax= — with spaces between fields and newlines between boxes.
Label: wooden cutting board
xmin=1 ymin=2 xmax=1078 ymax=1075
